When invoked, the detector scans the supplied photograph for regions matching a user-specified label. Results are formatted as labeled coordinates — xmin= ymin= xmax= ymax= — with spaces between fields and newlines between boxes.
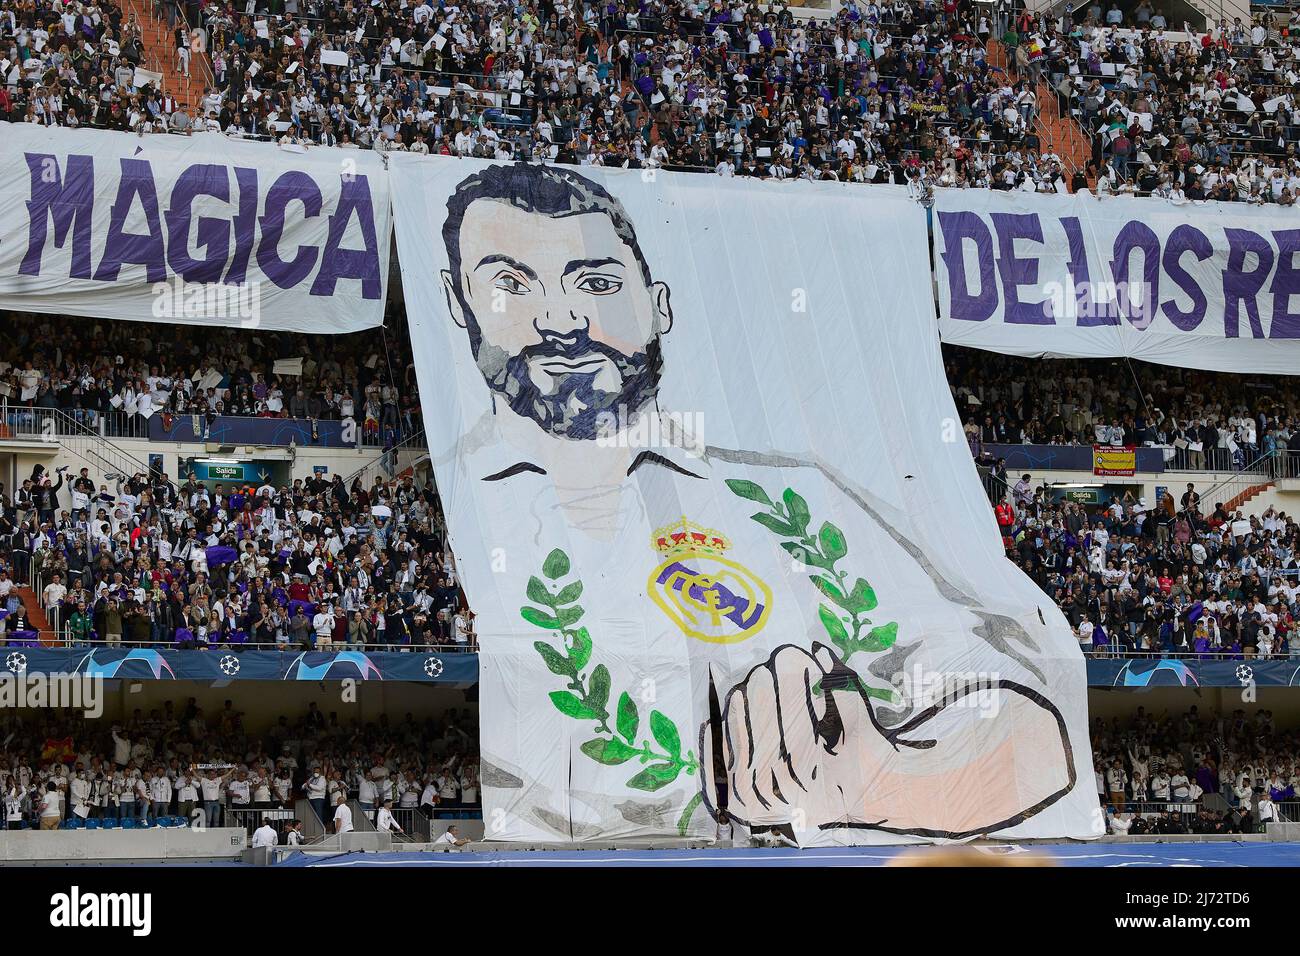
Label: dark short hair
xmin=441 ymin=162 xmax=653 ymax=306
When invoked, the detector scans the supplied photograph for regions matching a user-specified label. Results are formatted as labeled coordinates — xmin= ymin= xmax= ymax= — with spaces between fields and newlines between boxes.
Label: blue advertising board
xmin=1 ymin=648 xmax=478 ymax=684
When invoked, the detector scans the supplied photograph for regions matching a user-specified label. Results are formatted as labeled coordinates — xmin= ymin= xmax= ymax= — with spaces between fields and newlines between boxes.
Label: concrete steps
xmin=1224 ymin=482 xmax=1273 ymax=514
xmin=116 ymin=0 xmax=208 ymax=115
xmin=987 ymin=38 xmax=1093 ymax=189
xmin=15 ymin=586 xmax=53 ymax=645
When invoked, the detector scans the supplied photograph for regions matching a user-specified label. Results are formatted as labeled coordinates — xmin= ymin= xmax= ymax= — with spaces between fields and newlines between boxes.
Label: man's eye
xmin=492 ymin=274 xmax=529 ymax=295
xmin=575 ymin=274 xmax=622 ymax=295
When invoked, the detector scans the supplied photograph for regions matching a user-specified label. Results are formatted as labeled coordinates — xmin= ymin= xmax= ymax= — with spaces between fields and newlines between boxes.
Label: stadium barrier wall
xmin=0 ymin=827 xmax=247 ymax=863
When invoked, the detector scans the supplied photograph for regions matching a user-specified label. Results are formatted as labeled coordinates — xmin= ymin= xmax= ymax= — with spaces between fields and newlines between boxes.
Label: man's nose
xmin=532 ymin=294 xmax=590 ymax=340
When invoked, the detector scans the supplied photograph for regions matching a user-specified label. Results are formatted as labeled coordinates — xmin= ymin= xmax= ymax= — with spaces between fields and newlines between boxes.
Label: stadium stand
xmin=0 ymin=312 xmax=421 ymax=442
xmin=6 ymin=0 xmax=1298 ymax=195
xmin=1090 ymin=705 xmax=1300 ymax=835
xmin=1 ymin=701 xmax=480 ymax=831
xmin=11 ymin=339 xmax=1295 ymax=662
xmin=5 ymin=0 xmax=1300 ymax=868
xmin=947 ymin=351 xmax=1300 ymax=462
xmin=953 ymin=351 xmax=1300 ymax=659
xmin=996 ymin=481 xmax=1299 ymax=659
xmin=3 ymin=0 xmax=1299 ymax=658
xmin=0 ymin=469 xmax=474 ymax=651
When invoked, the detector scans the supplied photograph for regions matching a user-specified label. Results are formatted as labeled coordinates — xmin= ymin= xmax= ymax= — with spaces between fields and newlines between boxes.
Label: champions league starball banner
xmin=391 ymin=156 xmax=1097 ymax=845
xmin=1 ymin=646 xmax=477 ymax=684
xmin=0 ymin=124 xmax=390 ymax=332
xmin=935 ymin=189 xmax=1300 ymax=374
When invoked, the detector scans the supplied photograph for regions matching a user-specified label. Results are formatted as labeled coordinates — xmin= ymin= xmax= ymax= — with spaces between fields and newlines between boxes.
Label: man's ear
xmin=651 ymin=281 xmax=674 ymax=337
xmin=441 ymin=269 xmax=468 ymax=330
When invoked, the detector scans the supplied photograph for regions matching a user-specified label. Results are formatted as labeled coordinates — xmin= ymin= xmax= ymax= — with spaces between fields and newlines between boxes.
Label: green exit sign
xmin=1062 ymin=489 xmax=1101 ymax=504
xmin=208 ymin=465 xmax=243 ymax=480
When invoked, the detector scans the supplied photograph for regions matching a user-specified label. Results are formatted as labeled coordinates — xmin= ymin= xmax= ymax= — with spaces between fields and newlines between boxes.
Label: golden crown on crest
xmin=651 ymin=516 xmax=731 ymax=557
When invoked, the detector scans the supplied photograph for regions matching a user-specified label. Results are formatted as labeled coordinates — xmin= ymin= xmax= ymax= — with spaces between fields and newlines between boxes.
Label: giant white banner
xmin=0 ymin=124 xmax=390 ymax=332
xmin=935 ymin=190 xmax=1300 ymax=373
xmin=392 ymin=157 xmax=1097 ymax=845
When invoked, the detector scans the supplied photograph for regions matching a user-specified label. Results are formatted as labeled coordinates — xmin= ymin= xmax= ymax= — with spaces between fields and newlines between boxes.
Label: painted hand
xmin=700 ymin=643 xmax=1074 ymax=838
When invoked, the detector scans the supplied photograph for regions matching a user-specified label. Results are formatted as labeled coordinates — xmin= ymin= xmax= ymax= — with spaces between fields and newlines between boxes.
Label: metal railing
xmin=391 ymin=807 xmax=433 ymax=842
xmin=343 ymin=427 xmax=429 ymax=487
xmin=225 ymin=806 xmax=296 ymax=838
xmin=1276 ymin=451 xmax=1300 ymax=481
xmin=1103 ymin=800 xmax=1203 ymax=814
xmin=1195 ymin=449 xmax=1281 ymax=506
xmin=975 ymin=445 xmax=1300 ymax=480
xmin=1 ymin=403 xmax=156 ymax=479
xmin=1 ymin=403 xmax=426 ymax=451
xmin=1084 ymin=648 xmax=1300 ymax=660
xmin=0 ymin=633 xmax=477 ymax=653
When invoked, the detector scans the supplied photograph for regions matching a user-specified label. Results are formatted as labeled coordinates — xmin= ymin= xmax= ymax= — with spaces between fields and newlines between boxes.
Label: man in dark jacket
xmin=36 ymin=466 xmax=67 ymax=526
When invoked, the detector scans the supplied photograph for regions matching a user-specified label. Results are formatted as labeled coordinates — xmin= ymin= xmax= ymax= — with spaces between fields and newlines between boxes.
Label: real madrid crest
xmin=648 ymin=516 xmax=772 ymax=644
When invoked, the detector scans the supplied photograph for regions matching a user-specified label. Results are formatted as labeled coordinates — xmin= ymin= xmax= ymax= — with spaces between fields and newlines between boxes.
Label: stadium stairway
xmin=15 ymin=587 xmax=53 ymax=646
xmin=296 ymin=797 xmax=327 ymax=840
xmin=116 ymin=0 xmax=209 ymax=116
xmin=1224 ymin=482 xmax=1274 ymax=514
xmin=986 ymin=39 xmax=1093 ymax=190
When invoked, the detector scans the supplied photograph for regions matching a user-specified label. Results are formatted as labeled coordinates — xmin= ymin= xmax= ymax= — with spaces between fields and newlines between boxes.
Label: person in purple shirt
xmin=1093 ymin=621 xmax=1110 ymax=654
xmin=1195 ymin=758 xmax=1218 ymax=796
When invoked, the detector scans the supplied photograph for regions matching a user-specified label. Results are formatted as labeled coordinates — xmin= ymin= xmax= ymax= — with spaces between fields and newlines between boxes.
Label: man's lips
xmin=532 ymin=355 xmax=608 ymax=373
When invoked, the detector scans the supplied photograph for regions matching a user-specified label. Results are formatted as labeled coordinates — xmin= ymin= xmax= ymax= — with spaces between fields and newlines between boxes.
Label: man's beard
xmin=472 ymin=326 xmax=661 ymax=441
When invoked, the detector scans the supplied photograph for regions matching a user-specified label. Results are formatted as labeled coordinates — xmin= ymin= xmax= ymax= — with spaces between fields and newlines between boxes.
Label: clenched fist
xmin=700 ymin=644 xmax=1074 ymax=839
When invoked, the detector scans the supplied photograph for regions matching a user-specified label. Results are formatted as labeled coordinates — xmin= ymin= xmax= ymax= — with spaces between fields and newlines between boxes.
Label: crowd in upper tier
xmin=6 ymin=0 xmax=1300 ymax=199
xmin=991 ymin=472 xmax=1299 ymax=658
xmin=0 ymin=312 xmax=421 ymax=445
xmin=948 ymin=350 xmax=1300 ymax=468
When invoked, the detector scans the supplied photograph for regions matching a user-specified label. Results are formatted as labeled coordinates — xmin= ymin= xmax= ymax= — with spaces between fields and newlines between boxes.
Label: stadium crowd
xmin=993 ymin=468 xmax=1300 ymax=658
xmin=948 ymin=350 xmax=1300 ymax=470
xmin=9 ymin=0 xmax=1063 ymax=184
xmin=0 ymin=701 xmax=480 ymax=830
xmin=1037 ymin=6 xmax=1300 ymax=204
xmin=0 ymin=467 xmax=476 ymax=650
xmin=0 ymin=313 xmax=421 ymax=445
xmin=1093 ymin=706 xmax=1298 ymax=834
xmin=4 ymin=0 xmax=1300 ymax=198
xmin=954 ymin=352 xmax=1300 ymax=662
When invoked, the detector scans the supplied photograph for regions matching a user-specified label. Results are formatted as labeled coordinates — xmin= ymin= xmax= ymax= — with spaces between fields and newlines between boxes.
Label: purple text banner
xmin=0 ymin=124 xmax=391 ymax=333
xmin=935 ymin=189 xmax=1300 ymax=374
